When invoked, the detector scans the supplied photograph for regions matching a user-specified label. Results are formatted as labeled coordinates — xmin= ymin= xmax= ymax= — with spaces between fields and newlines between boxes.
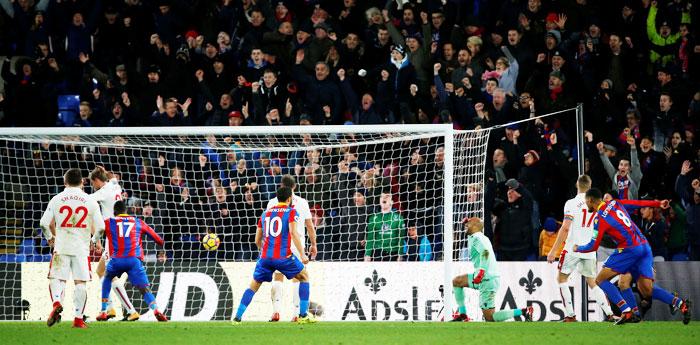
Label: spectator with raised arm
xmin=597 ymin=136 xmax=642 ymax=200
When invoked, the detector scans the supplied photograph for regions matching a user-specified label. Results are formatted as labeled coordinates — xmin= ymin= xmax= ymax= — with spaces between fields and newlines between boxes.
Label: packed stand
xmin=0 ymin=0 xmax=699 ymax=261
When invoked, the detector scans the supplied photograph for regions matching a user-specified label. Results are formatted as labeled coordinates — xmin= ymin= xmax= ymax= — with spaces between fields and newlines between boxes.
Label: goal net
xmin=0 ymin=124 xmax=495 ymax=321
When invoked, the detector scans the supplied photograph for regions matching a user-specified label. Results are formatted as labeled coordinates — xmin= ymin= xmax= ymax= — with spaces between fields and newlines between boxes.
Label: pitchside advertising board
xmin=15 ymin=262 xmax=700 ymax=321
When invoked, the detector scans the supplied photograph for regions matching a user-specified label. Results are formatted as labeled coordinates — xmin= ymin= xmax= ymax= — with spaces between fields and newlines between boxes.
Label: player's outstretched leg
xmin=97 ymin=273 xmax=116 ymax=321
xmin=651 ymin=285 xmax=691 ymax=324
xmin=494 ymin=307 xmax=534 ymax=322
xmin=591 ymin=284 xmax=616 ymax=321
xmin=292 ymin=280 xmax=301 ymax=321
xmin=594 ymin=268 xmax=637 ymax=324
xmin=270 ymin=273 xmax=283 ymax=322
xmin=97 ymin=258 xmax=117 ymax=320
xmin=617 ymin=273 xmax=641 ymax=321
xmin=484 ymin=307 xmax=533 ymax=322
xmin=294 ymin=269 xmax=316 ymax=324
xmin=137 ymin=286 xmax=167 ymax=322
xmin=72 ymin=281 xmax=88 ymax=328
xmin=47 ymin=278 xmax=66 ymax=327
xmin=233 ymin=281 xmax=261 ymax=324
xmin=112 ymin=278 xmax=139 ymax=321
xmin=559 ymin=282 xmax=576 ymax=322
xmin=450 ymin=275 xmax=470 ymax=322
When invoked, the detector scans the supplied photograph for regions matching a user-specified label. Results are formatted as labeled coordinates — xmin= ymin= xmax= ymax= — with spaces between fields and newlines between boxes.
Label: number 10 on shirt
xmin=265 ymin=216 xmax=282 ymax=237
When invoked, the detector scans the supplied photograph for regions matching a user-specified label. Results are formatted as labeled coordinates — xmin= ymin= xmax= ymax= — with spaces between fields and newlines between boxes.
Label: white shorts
xmin=48 ymin=253 xmax=92 ymax=281
xmin=558 ymin=250 xmax=597 ymax=278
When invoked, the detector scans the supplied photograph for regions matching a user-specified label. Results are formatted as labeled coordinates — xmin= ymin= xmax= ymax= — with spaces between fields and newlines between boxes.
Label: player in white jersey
xmin=89 ymin=166 xmax=139 ymax=321
xmin=547 ymin=175 xmax=615 ymax=322
xmin=40 ymin=168 xmax=104 ymax=328
xmin=265 ymin=175 xmax=317 ymax=322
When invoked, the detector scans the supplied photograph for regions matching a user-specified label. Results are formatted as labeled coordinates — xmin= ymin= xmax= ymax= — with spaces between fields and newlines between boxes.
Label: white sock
xmin=559 ymin=283 xmax=575 ymax=317
xmin=49 ymin=279 xmax=65 ymax=305
xmin=74 ymin=283 xmax=87 ymax=319
xmin=292 ymin=282 xmax=300 ymax=314
xmin=271 ymin=280 xmax=283 ymax=314
xmin=592 ymin=285 xmax=613 ymax=316
xmin=112 ymin=280 xmax=136 ymax=314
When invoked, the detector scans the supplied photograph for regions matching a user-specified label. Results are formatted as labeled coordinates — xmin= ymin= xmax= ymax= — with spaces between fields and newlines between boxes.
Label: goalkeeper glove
xmin=472 ymin=269 xmax=485 ymax=285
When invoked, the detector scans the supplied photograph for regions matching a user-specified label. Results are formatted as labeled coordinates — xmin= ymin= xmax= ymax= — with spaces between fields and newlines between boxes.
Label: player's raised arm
xmin=618 ymin=199 xmax=666 ymax=211
xmin=141 ymin=220 xmax=165 ymax=246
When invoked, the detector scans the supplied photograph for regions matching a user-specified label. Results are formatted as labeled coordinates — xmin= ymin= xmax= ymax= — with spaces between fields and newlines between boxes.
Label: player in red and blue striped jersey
xmin=575 ymin=189 xmax=691 ymax=324
xmin=232 ymin=187 xmax=315 ymax=324
xmin=94 ymin=201 xmax=168 ymax=322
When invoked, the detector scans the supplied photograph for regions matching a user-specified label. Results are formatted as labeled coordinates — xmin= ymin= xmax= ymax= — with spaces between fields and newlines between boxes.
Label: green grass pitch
xmin=1 ymin=321 xmax=698 ymax=345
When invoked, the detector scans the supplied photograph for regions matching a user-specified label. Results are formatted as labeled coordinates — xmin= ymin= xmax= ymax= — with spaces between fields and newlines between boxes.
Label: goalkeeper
xmin=451 ymin=217 xmax=533 ymax=322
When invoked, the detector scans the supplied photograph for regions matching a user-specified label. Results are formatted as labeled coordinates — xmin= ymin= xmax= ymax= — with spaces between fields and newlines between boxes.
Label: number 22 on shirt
xmin=59 ymin=205 xmax=88 ymax=228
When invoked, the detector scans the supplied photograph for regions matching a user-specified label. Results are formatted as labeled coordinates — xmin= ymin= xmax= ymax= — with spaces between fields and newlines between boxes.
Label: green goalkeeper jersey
xmin=467 ymin=231 xmax=499 ymax=280
xmin=365 ymin=211 xmax=406 ymax=256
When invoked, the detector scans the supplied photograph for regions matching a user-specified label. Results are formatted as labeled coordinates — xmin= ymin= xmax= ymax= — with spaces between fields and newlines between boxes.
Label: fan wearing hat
xmin=543 ymin=69 xmax=574 ymax=112
xmin=376 ymin=44 xmax=418 ymax=123
xmin=140 ymin=65 xmax=165 ymax=115
xmin=383 ymin=7 xmax=432 ymax=92
xmin=298 ymin=21 xmax=333 ymax=71
xmin=646 ymin=0 xmax=691 ymax=66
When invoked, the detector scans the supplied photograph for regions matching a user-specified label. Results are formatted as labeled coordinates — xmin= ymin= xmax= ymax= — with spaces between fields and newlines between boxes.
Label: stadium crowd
xmin=0 ymin=0 xmax=699 ymax=262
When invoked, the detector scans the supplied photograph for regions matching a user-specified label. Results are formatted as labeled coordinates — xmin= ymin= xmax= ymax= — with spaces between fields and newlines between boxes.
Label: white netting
xmin=0 ymin=125 xmax=488 ymax=321
xmin=0 ymin=109 xmax=583 ymax=321
xmin=452 ymin=129 xmax=491 ymax=260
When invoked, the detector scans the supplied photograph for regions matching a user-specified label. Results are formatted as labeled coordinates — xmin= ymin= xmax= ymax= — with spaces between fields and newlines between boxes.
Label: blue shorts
xmin=106 ymin=257 xmax=150 ymax=288
xmin=253 ymin=256 xmax=304 ymax=282
xmin=604 ymin=244 xmax=654 ymax=280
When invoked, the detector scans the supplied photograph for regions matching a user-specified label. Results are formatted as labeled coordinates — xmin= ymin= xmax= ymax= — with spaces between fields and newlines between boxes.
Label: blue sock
xmin=620 ymin=288 xmax=638 ymax=315
xmin=513 ymin=309 xmax=523 ymax=317
xmin=235 ymin=288 xmax=256 ymax=320
xmin=143 ymin=291 xmax=157 ymax=311
xmin=652 ymin=286 xmax=681 ymax=308
xmin=101 ymin=277 xmax=113 ymax=312
xmin=299 ymin=282 xmax=310 ymax=317
xmin=599 ymin=280 xmax=630 ymax=312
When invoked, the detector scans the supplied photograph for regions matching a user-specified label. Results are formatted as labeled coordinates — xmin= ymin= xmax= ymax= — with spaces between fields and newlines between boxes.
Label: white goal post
xmin=0 ymin=107 xmax=582 ymax=321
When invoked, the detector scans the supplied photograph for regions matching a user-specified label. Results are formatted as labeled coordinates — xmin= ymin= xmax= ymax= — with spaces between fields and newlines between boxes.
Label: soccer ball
xmin=202 ymin=233 xmax=220 ymax=251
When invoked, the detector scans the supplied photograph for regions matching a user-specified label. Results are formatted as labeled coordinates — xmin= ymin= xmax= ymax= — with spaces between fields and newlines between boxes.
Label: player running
xmin=89 ymin=166 xmax=139 ymax=321
xmin=40 ymin=168 xmax=105 ymax=328
xmin=232 ymin=187 xmax=315 ymax=324
xmin=451 ymin=217 xmax=533 ymax=322
xmin=95 ymin=200 xmax=168 ymax=322
xmin=264 ymin=175 xmax=317 ymax=322
xmin=574 ymin=188 xmax=692 ymax=325
xmin=546 ymin=175 xmax=615 ymax=322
